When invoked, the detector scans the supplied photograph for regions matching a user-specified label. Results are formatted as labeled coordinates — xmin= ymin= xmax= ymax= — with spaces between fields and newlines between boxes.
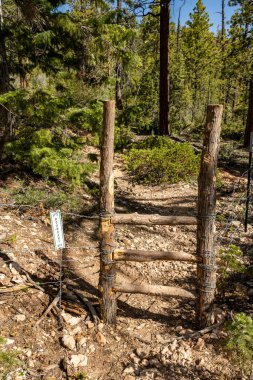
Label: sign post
xmin=50 ymin=210 xmax=65 ymax=250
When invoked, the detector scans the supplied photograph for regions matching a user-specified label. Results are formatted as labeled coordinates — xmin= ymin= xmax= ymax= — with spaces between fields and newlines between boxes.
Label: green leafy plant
xmin=125 ymin=136 xmax=199 ymax=185
xmin=6 ymin=129 xmax=96 ymax=186
xmin=224 ymin=313 xmax=253 ymax=377
xmin=219 ymin=244 xmax=245 ymax=279
xmin=218 ymin=244 xmax=245 ymax=293
xmin=0 ymin=337 xmax=6 ymax=345
xmin=0 ymin=340 xmax=20 ymax=380
xmin=114 ymin=125 xmax=134 ymax=151
xmin=73 ymin=372 xmax=90 ymax=380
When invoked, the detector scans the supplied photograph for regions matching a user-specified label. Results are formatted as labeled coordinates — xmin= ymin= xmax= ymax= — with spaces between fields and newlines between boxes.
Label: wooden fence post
xmin=196 ymin=104 xmax=223 ymax=328
xmin=99 ymin=100 xmax=117 ymax=324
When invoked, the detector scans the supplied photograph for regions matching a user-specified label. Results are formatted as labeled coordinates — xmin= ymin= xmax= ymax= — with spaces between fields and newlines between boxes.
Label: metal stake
xmin=245 ymin=132 xmax=253 ymax=232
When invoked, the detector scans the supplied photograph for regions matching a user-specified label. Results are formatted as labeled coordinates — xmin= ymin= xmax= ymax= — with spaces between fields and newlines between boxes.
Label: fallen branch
xmin=0 ymin=284 xmax=31 ymax=293
xmin=178 ymin=321 xmax=223 ymax=340
xmin=34 ymin=292 xmax=60 ymax=328
xmin=70 ymin=288 xmax=99 ymax=323
xmin=9 ymin=261 xmax=44 ymax=292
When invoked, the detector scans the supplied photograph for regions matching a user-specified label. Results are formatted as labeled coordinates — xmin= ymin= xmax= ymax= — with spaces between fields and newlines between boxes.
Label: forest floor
xmin=0 ymin=147 xmax=253 ymax=380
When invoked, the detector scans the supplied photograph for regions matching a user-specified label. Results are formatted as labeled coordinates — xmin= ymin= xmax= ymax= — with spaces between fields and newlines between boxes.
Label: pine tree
xmin=182 ymin=0 xmax=218 ymax=124
xmin=228 ymin=0 xmax=253 ymax=147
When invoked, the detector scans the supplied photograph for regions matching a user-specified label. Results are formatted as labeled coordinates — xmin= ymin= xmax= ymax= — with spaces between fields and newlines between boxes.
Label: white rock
xmin=25 ymin=349 xmax=32 ymax=357
xmin=78 ymin=337 xmax=87 ymax=348
xmin=5 ymin=338 xmax=15 ymax=345
xmin=69 ymin=354 xmax=88 ymax=368
xmin=86 ymin=321 xmax=94 ymax=329
xmin=62 ymin=335 xmax=76 ymax=351
xmin=123 ymin=366 xmax=135 ymax=375
xmin=9 ymin=264 xmax=19 ymax=275
xmin=98 ymin=322 xmax=104 ymax=331
xmin=71 ymin=325 xmax=82 ymax=336
xmin=0 ymin=233 xmax=7 ymax=240
xmin=61 ymin=312 xmax=81 ymax=326
xmin=13 ymin=314 xmax=26 ymax=322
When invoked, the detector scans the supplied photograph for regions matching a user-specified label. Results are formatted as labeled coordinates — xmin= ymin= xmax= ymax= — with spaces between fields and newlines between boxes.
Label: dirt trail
xmin=0 ymin=153 xmax=251 ymax=379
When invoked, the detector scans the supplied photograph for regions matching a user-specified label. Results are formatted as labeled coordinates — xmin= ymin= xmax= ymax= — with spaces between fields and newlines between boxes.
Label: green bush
xmin=125 ymin=136 xmax=199 ymax=184
xmin=114 ymin=126 xmax=134 ymax=151
xmin=224 ymin=313 xmax=253 ymax=376
xmin=219 ymin=244 xmax=245 ymax=279
xmin=218 ymin=244 xmax=245 ymax=295
xmin=6 ymin=129 xmax=96 ymax=186
xmin=0 ymin=90 xmax=101 ymax=186
xmin=67 ymin=101 xmax=103 ymax=133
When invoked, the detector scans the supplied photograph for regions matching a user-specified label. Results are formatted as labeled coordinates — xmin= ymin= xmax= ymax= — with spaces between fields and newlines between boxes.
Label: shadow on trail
xmin=0 ymin=248 xmax=195 ymax=328
xmin=115 ymin=193 xmax=197 ymax=217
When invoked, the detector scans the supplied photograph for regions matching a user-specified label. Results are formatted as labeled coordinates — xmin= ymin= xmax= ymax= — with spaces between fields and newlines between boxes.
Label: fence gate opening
xmin=98 ymin=101 xmax=223 ymax=329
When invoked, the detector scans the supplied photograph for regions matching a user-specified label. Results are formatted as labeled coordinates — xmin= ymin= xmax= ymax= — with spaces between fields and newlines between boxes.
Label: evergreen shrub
xmin=224 ymin=313 xmax=253 ymax=376
xmin=0 ymin=89 xmax=98 ymax=186
xmin=125 ymin=136 xmax=199 ymax=184
xmin=6 ymin=129 xmax=96 ymax=186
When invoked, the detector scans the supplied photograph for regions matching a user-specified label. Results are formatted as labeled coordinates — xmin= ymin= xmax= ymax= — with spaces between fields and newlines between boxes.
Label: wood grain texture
xmin=114 ymin=282 xmax=196 ymax=299
xmin=196 ymin=104 xmax=223 ymax=328
xmin=99 ymin=100 xmax=117 ymax=324
xmin=112 ymin=213 xmax=197 ymax=226
xmin=114 ymin=249 xmax=199 ymax=263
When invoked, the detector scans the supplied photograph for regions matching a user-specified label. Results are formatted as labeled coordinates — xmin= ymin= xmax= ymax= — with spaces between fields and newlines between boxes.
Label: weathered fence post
xmin=196 ymin=104 xmax=223 ymax=328
xmin=99 ymin=100 xmax=117 ymax=324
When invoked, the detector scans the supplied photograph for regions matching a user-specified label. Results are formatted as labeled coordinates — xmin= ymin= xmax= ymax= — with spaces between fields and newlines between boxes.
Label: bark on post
xmin=112 ymin=213 xmax=197 ymax=226
xmin=99 ymin=100 xmax=117 ymax=324
xmin=114 ymin=249 xmax=198 ymax=263
xmin=196 ymin=104 xmax=223 ymax=328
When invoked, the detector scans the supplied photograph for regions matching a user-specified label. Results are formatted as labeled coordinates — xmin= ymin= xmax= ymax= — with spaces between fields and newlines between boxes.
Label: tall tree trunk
xmin=159 ymin=0 xmax=170 ymax=135
xmin=0 ymin=0 xmax=10 ymax=160
xmin=176 ymin=6 xmax=181 ymax=55
xmin=221 ymin=0 xmax=225 ymax=40
xmin=244 ymin=73 xmax=253 ymax=148
xmin=115 ymin=0 xmax=123 ymax=110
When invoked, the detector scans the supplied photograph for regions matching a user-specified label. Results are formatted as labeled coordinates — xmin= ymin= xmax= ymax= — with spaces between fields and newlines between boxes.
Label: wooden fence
xmin=99 ymin=101 xmax=223 ymax=328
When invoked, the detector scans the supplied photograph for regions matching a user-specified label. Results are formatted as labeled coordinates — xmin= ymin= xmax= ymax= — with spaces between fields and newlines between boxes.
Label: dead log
xmin=196 ymin=104 xmax=223 ymax=328
xmin=114 ymin=282 xmax=196 ymax=299
xmin=112 ymin=213 xmax=197 ymax=226
xmin=114 ymin=249 xmax=198 ymax=262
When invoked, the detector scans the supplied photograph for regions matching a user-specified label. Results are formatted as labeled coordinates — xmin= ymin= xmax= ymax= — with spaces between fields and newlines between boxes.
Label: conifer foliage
xmin=0 ymin=0 xmax=252 ymax=183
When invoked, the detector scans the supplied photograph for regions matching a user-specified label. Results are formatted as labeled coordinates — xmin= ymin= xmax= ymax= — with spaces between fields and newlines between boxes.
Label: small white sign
xmin=50 ymin=210 xmax=65 ymax=250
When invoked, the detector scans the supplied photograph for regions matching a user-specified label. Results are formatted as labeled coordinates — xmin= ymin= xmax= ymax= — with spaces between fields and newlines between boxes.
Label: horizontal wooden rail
xmin=114 ymin=282 xmax=196 ymax=299
xmin=112 ymin=213 xmax=197 ymax=226
xmin=114 ymin=249 xmax=199 ymax=262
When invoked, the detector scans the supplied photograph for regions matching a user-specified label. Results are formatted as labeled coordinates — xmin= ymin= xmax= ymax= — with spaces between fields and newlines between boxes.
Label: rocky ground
xmin=0 ymin=151 xmax=252 ymax=380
